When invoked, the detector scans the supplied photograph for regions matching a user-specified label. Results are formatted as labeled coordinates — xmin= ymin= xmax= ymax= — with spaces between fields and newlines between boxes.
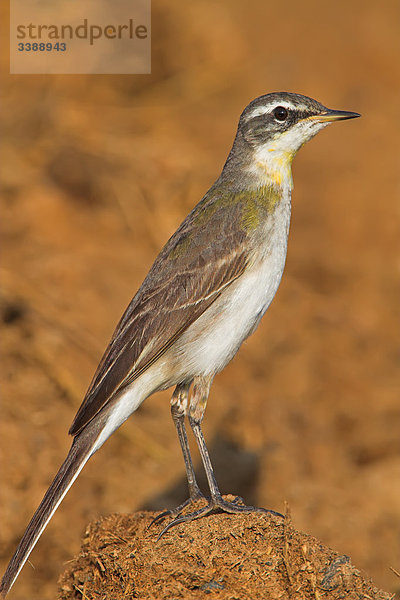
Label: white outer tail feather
xmin=0 ymin=428 xmax=98 ymax=597
xmin=1 ymin=372 xmax=153 ymax=597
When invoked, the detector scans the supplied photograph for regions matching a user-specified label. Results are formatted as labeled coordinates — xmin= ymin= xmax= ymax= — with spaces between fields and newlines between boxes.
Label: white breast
xmin=177 ymin=190 xmax=292 ymax=378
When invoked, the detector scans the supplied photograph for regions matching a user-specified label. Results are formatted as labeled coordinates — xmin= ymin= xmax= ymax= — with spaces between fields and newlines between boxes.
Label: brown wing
xmin=69 ymin=193 xmax=248 ymax=436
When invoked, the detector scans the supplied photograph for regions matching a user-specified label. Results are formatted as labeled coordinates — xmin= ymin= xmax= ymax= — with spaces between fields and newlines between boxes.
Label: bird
xmin=0 ymin=92 xmax=360 ymax=596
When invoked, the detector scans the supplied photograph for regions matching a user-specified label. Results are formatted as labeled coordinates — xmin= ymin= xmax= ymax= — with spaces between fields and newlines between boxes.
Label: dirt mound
xmin=58 ymin=503 xmax=391 ymax=600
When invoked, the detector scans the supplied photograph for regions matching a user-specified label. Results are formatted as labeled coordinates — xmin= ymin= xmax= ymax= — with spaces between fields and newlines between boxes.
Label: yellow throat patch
xmin=255 ymin=149 xmax=295 ymax=189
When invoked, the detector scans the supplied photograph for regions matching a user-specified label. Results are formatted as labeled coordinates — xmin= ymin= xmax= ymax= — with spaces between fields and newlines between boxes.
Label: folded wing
xmin=69 ymin=195 xmax=248 ymax=435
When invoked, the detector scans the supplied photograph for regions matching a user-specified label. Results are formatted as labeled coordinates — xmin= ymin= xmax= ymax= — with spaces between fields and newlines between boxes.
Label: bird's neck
xmin=222 ymin=136 xmax=295 ymax=194
xmin=249 ymin=145 xmax=294 ymax=191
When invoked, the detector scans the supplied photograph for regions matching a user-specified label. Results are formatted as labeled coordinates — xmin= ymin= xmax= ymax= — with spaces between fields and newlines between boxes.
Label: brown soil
xmin=58 ymin=507 xmax=391 ymax=600
xmin=1 ymin=0 xmax=400 ymax=599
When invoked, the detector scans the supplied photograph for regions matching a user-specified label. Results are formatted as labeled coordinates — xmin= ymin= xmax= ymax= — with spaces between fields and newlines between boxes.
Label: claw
xmin=210 ymin=495 xmax=284 ymax=519
xmin=148 ymin=490 xmax=207 ymax=530
xmin=154 ymin=494 xmax=283 ymax=540
xmin=148 ymin=509 xmax=176 ymax=529
xmin=156 ymin=503 xmax=212 ymax=540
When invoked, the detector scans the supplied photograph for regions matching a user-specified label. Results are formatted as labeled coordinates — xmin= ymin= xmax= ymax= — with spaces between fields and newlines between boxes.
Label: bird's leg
xmin=171 ymin=385 xmax=204 ymax=502
xmin=157 ymin=375 xmax=283 ymax=536
xmin=150 ymin=383 xmax=205 ymax=527
xmin=188 ymin=375 xmax=221 ymax=499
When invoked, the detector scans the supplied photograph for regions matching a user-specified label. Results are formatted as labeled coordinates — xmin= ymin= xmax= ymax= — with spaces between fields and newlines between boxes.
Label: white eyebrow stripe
xmin=244 ymin=102 xmax=307 ymax=122
xmin=246 ymin=106 xmax=271 ymax=121
xmin=244 ymin=106 xmax=272 ymax=120
xmin=244 ymin=103 xmax=290 ymax=121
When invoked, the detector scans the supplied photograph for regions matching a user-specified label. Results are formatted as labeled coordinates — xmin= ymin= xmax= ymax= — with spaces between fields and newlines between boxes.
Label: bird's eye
xmin=273 ymin=106 xmax=288 ymax=121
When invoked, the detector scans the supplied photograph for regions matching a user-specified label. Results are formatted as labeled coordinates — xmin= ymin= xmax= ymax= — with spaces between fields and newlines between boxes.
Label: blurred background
xmin=1 ymin=0 xmax=400 ymax=598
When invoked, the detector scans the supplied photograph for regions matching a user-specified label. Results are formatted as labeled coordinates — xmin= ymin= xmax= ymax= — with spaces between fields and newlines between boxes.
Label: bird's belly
xmin=176 ymin=239 xmax=288 ymax=378
xmin=92 ymin=243 xmax=287 ymax=450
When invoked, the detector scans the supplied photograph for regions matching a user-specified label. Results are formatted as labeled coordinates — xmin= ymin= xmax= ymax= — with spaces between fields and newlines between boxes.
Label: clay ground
xmin=57 ymin=510 xmax=392 ymax=600
xmin=1 ymin=0 xmax=400 ymax=598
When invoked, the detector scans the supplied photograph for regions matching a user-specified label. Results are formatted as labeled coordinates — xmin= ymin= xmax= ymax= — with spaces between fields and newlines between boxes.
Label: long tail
xmin=0 ymin=424 xmax=101 ymax=597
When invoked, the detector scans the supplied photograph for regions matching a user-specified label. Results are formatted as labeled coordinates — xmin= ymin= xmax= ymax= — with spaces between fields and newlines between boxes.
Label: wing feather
xmin=69 ymin=194 xmax=249 ymax=436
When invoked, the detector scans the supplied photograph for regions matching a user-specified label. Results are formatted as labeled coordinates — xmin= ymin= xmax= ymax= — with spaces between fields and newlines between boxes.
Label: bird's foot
xmin=148 ymin=489 xmax=207 ymax=529
xmin=209 ymin=494 xmax=284 ymax=519
xmin=156 ymin=493 xmax=283 ymax=539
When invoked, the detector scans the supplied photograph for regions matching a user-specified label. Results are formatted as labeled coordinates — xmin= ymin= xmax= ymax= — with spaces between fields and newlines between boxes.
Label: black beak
xmin=310 ymin=108 xmax=361 ymax=123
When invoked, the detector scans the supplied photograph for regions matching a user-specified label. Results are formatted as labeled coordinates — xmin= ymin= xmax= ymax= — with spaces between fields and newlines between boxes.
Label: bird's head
xmin=227 ymin=92 xmax=360 ymax=188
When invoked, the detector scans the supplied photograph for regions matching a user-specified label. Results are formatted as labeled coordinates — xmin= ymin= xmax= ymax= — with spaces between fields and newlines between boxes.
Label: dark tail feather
xmin=0 ymin=426 xmax=99 ymax=597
